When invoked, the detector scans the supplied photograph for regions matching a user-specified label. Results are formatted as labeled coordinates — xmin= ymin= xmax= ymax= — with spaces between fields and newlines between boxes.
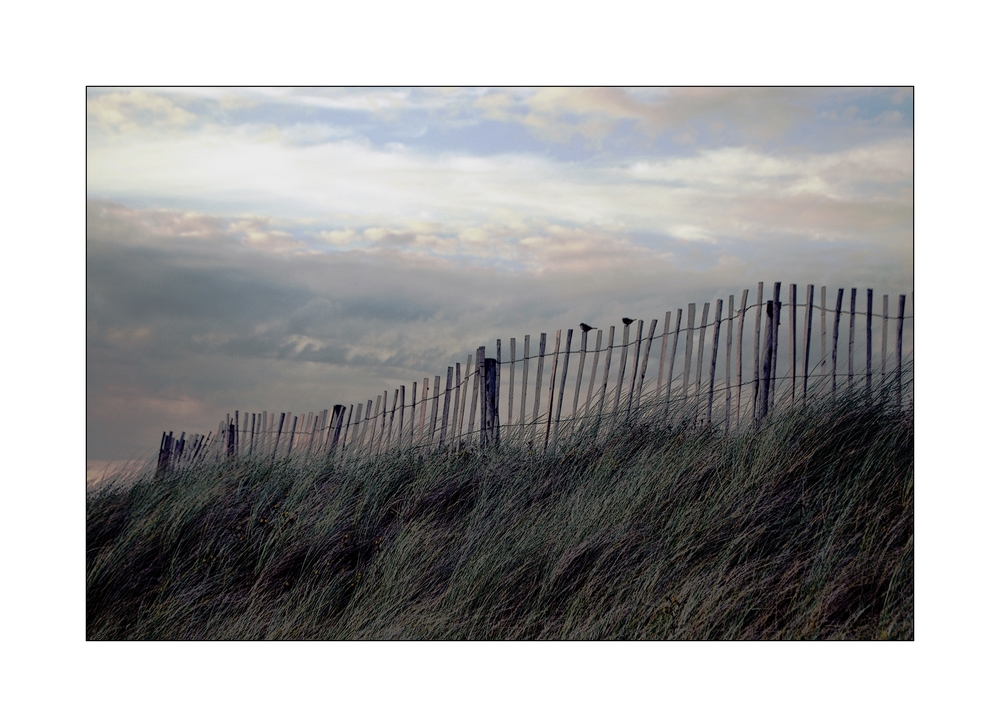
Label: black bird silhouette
xmin=579 ymin=323 xmax=594 ymax=332
xmin=622 ymin=317 xmax=635 ymax=326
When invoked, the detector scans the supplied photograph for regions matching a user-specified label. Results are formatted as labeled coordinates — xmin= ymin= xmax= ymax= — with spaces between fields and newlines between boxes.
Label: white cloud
xmin=87 ymin=90 xmax=197 ymax=133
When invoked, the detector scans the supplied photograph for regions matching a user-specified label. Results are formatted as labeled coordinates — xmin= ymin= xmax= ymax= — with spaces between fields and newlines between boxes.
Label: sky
xmin=86 ymin=86 xmax=913 ymax=468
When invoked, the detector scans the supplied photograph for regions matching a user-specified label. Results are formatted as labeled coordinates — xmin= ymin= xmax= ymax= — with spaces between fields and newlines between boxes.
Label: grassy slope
xmin=87 ymin=390 xmax=913 ymax=639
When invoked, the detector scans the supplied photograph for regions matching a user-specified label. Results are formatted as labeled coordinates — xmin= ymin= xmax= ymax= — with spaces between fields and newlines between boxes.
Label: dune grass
xmin=87 ymin=385 xmax=913 ymax=639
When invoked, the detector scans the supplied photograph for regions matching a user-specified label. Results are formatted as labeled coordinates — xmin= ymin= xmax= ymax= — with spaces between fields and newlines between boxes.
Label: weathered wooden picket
xmin=156 ymin=282 xmax=913 ymax=473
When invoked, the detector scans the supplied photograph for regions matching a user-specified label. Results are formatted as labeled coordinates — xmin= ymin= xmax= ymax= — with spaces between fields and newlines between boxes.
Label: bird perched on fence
xmin=579 ymin=323 xmax=594 ymax=332
xmin=622 ymin=317 xmax=635 ymax=326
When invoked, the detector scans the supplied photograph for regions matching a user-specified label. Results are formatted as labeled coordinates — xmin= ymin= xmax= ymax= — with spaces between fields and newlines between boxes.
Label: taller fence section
xmin=157 ymin=281 xmax=914 ymax=471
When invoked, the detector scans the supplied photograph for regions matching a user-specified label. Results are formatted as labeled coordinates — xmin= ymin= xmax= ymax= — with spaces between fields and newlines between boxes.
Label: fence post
xmin=482 ymin=357 xmax=498 ymax=447
xmin=157 ymin=431 xmax=171 ymax=475
xmin=328 ymin=405 xmax=345 ymax=452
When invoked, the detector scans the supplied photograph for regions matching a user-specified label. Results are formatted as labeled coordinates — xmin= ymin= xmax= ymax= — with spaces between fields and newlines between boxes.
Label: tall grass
xmin=87 ymin=382 xmax=913 ymax=639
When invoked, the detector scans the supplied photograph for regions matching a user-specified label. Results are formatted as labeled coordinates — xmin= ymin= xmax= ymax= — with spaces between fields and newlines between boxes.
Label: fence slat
xmin=519 ymin=336 xmax=529 ymax=434
xmin=273 ymin=412 xmax=286 ymax=458
xmin=664 ymin=309 xmax=682 ymax=423
xmin=287 ymin=414 xmax=299 ymax=455
xmin=407 ymin=385 xmax=416 ymax=448
xmin=597 ymin=326 xmax=615 ymax=429
xmin=759 ymin=301 xmax=774 ymax=421
xmin=468 ymin=350 xmax=481 ymax=441
xmin=550 ymin=328 xmax=572 ymax=451
xmin=804 ymin=284 xmax=814 ymax=401
xmin=831 ymin=288 xmax=844 ymax=399
xmin=429 ymin=377 xmax=440 ymax=447
xmin=508 ymin=338 xmax=516 ymax=430
xmin=612 ymin=321 xmax=631 ymax=426
xmin=656 ymin=310 xmax=671 ymax=398
xmin=848 ymin=288 xmax=857 ymax=390
xmin=820 ymin=286 xmax=828 ymax=385
xmin=866 ymin=288 xmax=873 ymax=396
xmin=694 ymin=303 xmax=710 ymax=420
xmin=771 ymin=293 xmax=780 ymax=410
xmin=544 ymin=329 xmax=562 ymax=451
xmin=571 ymin=327 xmax=588 ymax=427
xmin=897 ymin=294 xmax=906 ymax=406
xmin=366 ymin=399 xmax=379 ymax=454
xmin=459 ymin=356 xmax=472 ymax=448
xmin=789 ymin=284 xmax=797 ymax=403
xmin=706 ymin=300 xmax=722 ymax=426
xmin=725 ymin=296 xmax=733 ymax=433
xmin=343 ymin=405 xmax=355 ymax=452
xmin=584 ymin=328 xmax=603 ymax=422
xmin=626 ymin=319 xmax=644 ymax=416
xmin=735 ymin=291 xmax=748 ymax=428
xmin=450 ymin=366 xmax=461 ymax=450
xmin=439 ymin=368 xmax=452 ymax=449
xmin=530 ymin=334 xmax=546 ymax=446
xmin=683 ymin=303 xmax=695 ymax=409
xmin=635 ymin=318 xmax=657 ymax=415
xmin=753 ymin=282 xmax=763 ymax=420
xmin=415 ymin=380 xmax=427 ymax=445
xmin=881 ymin=294 xmax=889 ymax=387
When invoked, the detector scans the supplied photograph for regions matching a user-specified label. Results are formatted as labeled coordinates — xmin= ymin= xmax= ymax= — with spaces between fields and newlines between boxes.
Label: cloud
xmin=87 ymin=89 xmax=198 ymax=134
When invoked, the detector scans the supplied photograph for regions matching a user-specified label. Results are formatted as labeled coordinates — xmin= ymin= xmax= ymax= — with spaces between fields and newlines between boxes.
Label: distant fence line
xmin=157 ymin=282 xmax=913 ymax=473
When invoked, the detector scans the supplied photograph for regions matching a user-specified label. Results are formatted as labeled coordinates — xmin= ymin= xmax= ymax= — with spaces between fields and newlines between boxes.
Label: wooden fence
xmin=156 ymin=282 xmax=913 ymax=473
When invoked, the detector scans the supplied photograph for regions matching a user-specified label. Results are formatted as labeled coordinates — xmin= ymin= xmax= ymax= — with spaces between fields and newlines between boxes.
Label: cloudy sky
xmin=86 ymin=86 xmax=913 ymax=468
